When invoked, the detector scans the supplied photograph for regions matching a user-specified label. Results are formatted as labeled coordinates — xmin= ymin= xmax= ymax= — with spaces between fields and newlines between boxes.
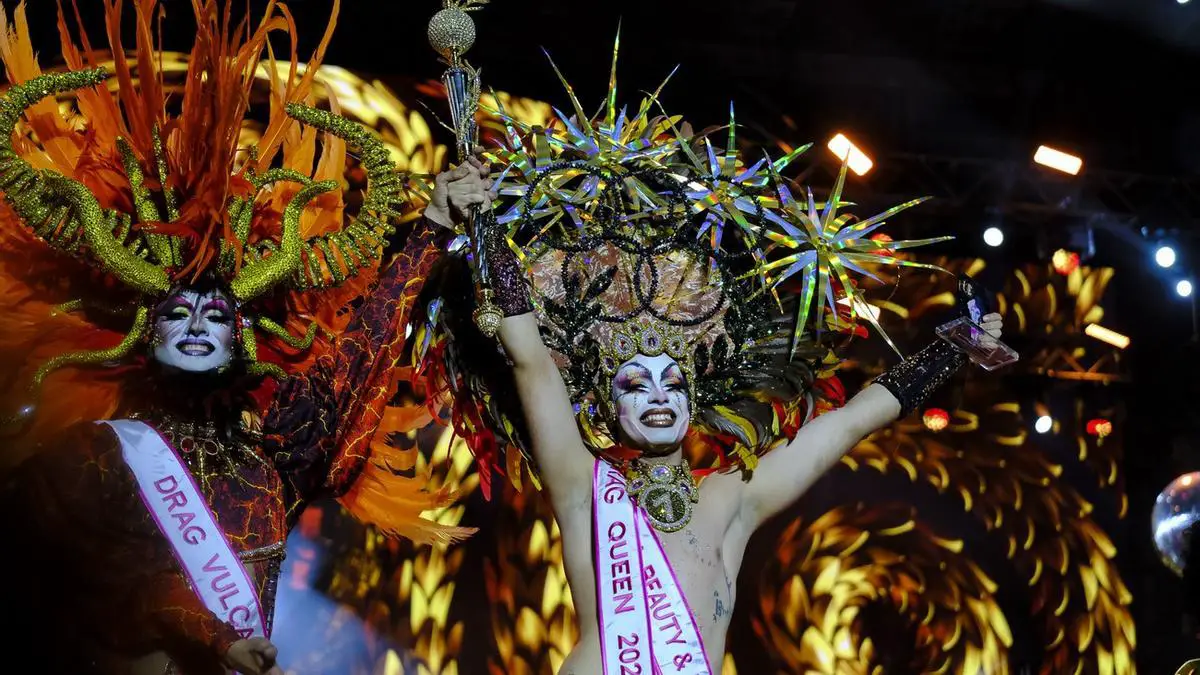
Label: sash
xmin=102 ymin=420 xmax=267 ymax=640
xmin=593 ymin=461 xmax=711 ymax=675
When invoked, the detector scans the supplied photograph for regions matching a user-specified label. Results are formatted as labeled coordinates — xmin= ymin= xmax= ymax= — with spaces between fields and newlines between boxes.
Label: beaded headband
xmin=600 ymin=315 xmax=693 ymax=380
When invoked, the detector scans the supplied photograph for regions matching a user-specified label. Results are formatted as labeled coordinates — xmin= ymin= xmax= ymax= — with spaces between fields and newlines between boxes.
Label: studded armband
xmin=873 ymin=339 xmax=967 ymax=419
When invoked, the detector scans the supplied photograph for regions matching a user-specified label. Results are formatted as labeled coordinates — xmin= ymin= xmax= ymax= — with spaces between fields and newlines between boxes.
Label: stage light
xmin=1179 ymin=280 xmax=1194 ymax=298
xmin=1084 ymin=324 xmax=1130 ymax=349
xmin=827 ymin=133 xmax=873 ymax=176
xmin=923 ymin=408 xmax=950 ymax=432
xmin=983 ymin=227 xmax=1004 ymax=247
xmin=1034 ymin=415 xmax=1054 ymax=434
xmin=1180 ymin=0 xmax=1191 ymax=5
xmin=1052 ymin=248 xmax=1080 ymax=275
xmin=1156 ymin=245 xmax=1177 ymax=268
xmin=1087 ymin=418 xmax=1113 ymax=439
xmin=1033 ymin=145 xmax=1083 ymax=175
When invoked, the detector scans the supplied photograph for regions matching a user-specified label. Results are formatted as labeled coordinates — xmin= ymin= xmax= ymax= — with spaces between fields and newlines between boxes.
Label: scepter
xmin=427 ymin=0 xmax=502 ymax=337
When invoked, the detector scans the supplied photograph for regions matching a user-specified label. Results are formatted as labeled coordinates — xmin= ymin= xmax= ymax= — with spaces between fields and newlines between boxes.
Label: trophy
xmin=427 ymin=0 xmax=502 ymax=337
xmin=936 ymin=275 xmax=1019 ymax=371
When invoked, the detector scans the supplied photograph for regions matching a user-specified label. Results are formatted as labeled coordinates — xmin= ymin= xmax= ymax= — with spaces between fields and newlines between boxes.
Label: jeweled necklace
xmin=129 ymin=411 xmax=264 ymax=490
xmin=624 ymin=457 xmax=699 ymax=533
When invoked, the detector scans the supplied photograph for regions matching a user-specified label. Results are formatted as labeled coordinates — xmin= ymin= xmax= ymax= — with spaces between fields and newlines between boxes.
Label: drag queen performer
xmin=414 ymin=44 xmax=1004 ymax=674
xmin=0 ymin=2 xmax=487 ymax=673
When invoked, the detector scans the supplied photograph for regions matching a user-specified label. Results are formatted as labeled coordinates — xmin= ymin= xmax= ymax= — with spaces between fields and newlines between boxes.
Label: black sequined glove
xmin=873 ymin=339 xmax=967 ymax=419
xmin=484 ymin=222 xmax=532 ymax=317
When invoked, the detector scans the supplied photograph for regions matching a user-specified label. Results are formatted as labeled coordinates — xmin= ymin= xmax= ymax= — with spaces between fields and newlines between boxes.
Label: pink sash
xmin=593 ymin=461 xmax=711 ymax=675
xmin=102 ymin=420 xmax=267 ymax=639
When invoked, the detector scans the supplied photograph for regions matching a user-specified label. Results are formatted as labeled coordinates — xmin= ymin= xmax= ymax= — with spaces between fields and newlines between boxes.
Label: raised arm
xmin=738 ymin=314 xmax=1003 ymax=528
xmin=489 ymin=229 xmax=594 ymax=508
xmin=264 ymin=216 xmax=448 ymax=504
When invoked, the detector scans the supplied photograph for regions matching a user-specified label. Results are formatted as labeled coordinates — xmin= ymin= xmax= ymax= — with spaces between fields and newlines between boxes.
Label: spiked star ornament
xmin=754 ymin=161 xmax=952 ymax=357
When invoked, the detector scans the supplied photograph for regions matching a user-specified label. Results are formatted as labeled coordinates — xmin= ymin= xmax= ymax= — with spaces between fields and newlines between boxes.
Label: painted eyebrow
xmin=619 ymin=363 xmax=653 ymax=379
xmin=660 ymin=363 xmax=683 ymax=379
xmin=201 ymin=299 xmax=232 ymax=313
xmin=161 ymin=296 xmax=195 ymax=312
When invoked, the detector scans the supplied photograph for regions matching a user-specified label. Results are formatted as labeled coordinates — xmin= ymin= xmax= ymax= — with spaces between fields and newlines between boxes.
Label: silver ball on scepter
xmin=428 ymin=1 xmax=500 ymax=338
xmin=428 ymin=1 xmax=488 ymax=62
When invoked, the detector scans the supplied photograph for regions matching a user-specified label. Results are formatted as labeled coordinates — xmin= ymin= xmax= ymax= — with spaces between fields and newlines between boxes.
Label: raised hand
xmin=979 ymin=311 xmax=1003 ymax=347
xmin=427 ymin=151 xmax=496 ymax=230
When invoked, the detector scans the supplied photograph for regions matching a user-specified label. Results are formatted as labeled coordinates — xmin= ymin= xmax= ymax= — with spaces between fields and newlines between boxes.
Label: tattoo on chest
xmin=713 ymin=590 xmax=727 ymax=621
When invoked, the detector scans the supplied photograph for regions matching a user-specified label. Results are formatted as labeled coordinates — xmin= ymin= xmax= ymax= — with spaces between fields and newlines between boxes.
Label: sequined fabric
xmin=873 ymin=339 xmax=968 ymax=418
xmin=485 ymin=221 xmax=532 ymax=317
xmin=0 ymin=222 xmax=444 ymax=674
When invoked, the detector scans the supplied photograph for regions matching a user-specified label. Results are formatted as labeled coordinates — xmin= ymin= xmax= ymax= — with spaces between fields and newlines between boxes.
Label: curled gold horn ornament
xmin=282 ymin=103 xmax=416 ymax=289
xmin=32 ymin=306 xmax=152 ymax=389
xmin=46 ymin=174 xmax=171 ymax=295
xmin=0 ymin=69 xmax=173 ymax=295
xmin=255 ymin=316 xmax=318 ymax=350
xmin=230 ymin=179 xmax=336 ymax=302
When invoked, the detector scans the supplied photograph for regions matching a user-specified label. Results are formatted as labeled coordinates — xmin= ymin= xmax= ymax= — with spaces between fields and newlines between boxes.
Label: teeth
xmin=179 ymin=345 xmax=213 ymax=356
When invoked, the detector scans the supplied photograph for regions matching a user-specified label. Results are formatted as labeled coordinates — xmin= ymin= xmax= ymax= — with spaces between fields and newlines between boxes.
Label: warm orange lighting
xmin=923 ymin=408 xmax=950 ymax=432
xmin=827 ymin=133 xmax=873 ymax=176
xmin=1084 ymin=324 xmax=1130 ymax=349
xmin=1052 ymin=249 xmax=1080 ymax=275
xmin=1033 ymin=145 xmax=1083 ymax=175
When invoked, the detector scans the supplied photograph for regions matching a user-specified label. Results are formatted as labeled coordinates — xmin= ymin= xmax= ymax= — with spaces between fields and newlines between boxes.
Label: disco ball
xmin=1152 ymin=472 xmax=1200 ymax=577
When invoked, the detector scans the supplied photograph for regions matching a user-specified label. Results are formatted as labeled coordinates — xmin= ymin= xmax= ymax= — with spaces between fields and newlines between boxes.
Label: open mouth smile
xmin=175 ymin=339 xmax=215 ymax=357
xmin=640 ymin=408 xmax=677 ymax=428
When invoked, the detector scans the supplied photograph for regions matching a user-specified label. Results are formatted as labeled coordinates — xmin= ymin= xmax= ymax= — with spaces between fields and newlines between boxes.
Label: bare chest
xmin=559 ymin=477 xmax=743 ymax=669
xmin=655 ymin=525 xmax=738 ymax=636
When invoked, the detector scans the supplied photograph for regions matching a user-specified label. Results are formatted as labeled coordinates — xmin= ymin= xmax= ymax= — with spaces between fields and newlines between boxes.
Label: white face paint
xmin=151 ymin=289 xmax=236 ymax=373
xmin=610 ymin=353 xmax=690 ymax=454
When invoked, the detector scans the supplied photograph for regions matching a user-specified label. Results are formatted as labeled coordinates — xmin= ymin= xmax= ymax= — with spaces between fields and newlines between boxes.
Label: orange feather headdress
xmin=0 ymin=0 xmax=424 ymax=459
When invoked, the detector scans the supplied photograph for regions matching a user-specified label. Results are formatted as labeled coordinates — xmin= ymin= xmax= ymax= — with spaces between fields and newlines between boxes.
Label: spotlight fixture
xmin=983 ymin=227 xmax=1004 ymax=247
xmin=1084 ymin=324 xmax=1130 ymax=349
xmin=1178 ymin=280 xmax=1194 ymax=298
xmin=1033 ymin=145 xmax=1083 ymax=175
xmin=827 ymin=133 xmax=873 ymax=176
xmin=1156 ymin=245 xmax=1178 ymax=269
xmin=1034 ymin=415 xmax=1054 ymax=434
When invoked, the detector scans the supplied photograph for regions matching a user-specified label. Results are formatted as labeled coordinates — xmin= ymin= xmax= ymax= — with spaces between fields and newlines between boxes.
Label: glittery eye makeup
xmin=614 ymin=364 xmax=653 ymax=394
xmin=159 ymin=296 xmax=195 ymax=320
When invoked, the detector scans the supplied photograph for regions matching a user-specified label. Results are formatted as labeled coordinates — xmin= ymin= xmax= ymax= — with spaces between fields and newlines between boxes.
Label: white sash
xmin=593 ymin=461 xmax=711 ymax=675
xmin=102 ymin=420 xmax=267 ymax=640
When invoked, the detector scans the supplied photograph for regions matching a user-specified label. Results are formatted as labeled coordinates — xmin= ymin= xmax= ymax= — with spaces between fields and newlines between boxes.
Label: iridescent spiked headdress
xmin=0 ymin=1 xmax=424 ymax=433
xmin=413 ymin=36 xmax=950 ymax=493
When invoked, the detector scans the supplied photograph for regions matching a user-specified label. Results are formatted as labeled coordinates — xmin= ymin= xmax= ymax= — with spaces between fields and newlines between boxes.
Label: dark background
xmin=17 ymin=0 xmax=1200 ymax=670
